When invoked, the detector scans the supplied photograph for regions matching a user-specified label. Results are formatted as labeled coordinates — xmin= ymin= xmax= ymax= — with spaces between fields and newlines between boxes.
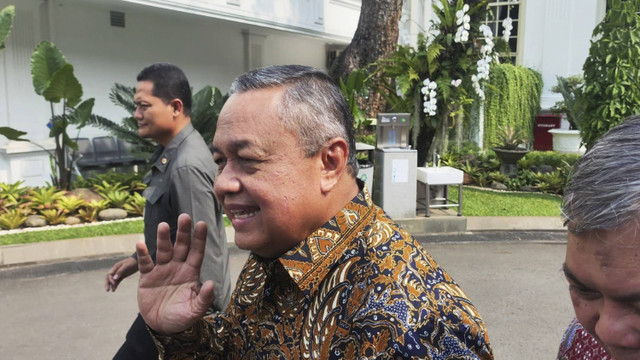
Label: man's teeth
xmin=231 ymin=209 xmax=258 ymax=219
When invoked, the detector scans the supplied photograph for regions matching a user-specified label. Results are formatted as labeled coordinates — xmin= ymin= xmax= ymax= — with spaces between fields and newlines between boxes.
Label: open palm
xmin=136 ymin=214 xmax=215 ymax=335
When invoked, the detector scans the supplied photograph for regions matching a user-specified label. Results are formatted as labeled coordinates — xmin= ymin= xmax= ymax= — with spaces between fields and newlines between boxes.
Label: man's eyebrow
xmin=211 ymin=139 xmax=251 ymax=154
xmin=563 ymin=263 xmax=640 ymax=302
xmin=562 ymin=263 xmax=588 ymax=288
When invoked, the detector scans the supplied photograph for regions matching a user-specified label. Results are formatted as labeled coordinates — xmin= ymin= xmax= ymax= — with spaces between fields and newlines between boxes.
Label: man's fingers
xmin=136 ymin=240 xmax=155 ymax=274
xmin=186 ymin=221 xmax=208 ymax=270
xmin=155 ymin=222 xmax=173 ymax=265
xmin=196 ymin=280 xmax=216 ymax=313
xmin=172 ymin=214 xmax=193 ymax=262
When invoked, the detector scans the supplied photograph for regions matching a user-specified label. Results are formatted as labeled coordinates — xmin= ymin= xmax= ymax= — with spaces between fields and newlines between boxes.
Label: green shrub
xmin=577 ymin=0 xmax=640 ymax=149
xmin=518 ymin=151 xmax=580 ymax=169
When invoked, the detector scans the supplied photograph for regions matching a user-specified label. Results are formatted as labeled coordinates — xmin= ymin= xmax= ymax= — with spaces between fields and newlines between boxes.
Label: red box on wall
xmin=534 ymin=114 xmax=562 ymax=151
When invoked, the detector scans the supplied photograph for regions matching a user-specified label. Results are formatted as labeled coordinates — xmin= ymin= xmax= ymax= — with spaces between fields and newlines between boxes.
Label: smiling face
xmin=212 ymin=87 xmax=326 ymax=258
xmin=564 ymin=223 xmax=640 ymax=360
xmin=133 ymin=80 xmax=181 ymax=146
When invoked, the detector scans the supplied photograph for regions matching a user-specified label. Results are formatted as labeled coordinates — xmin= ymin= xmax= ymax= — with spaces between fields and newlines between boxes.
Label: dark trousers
xmin=113 ymin=313 xmax=158 ymax=360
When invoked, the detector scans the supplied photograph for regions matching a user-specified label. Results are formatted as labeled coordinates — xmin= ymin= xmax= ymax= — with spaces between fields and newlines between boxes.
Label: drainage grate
xmin=110 ymin=10 xmax=125 ymax=28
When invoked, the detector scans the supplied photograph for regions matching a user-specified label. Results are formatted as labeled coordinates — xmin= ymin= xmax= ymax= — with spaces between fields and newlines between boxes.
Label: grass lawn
xmin=0 ymin=189 xmax=560 ymax=246
xmin=449 ymin=186 xmax=562 ymax=216
xmin=0 ymin=217 xmax=233 ymax=246
xmin=0 ymin=219 xmax=145 ymax=246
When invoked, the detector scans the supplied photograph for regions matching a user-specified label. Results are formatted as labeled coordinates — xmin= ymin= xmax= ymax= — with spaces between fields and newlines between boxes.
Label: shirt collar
xmin=150 ymin=123 xmax=196 ymax=172
xmin=278 ymin=180 xmax=375 ymax=298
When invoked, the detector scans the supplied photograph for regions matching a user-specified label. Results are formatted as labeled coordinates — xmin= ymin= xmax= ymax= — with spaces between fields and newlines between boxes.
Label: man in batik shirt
xmin=135 ymin=65 xmax=493 ymax=359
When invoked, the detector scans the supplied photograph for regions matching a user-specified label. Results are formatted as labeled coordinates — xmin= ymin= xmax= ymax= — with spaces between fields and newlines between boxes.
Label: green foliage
xmin=0 ymin=5 xmax=15 ymax=50
xmin=355 ymin=133 xmax=376 ymax=146
xmin=87 ymin=83 xmax=228 ymax=159
xmin=123 ymin=192 xmax=146 ymax=216
xmin=0 ymin=209 xmax=27 ymax=230
xmin=496 ymin=126 xmax=526 ymax=150
xmin=102 ymin=190 xmax=130 ymax=208
xmin=488 ymin=171 xmax=510 ymax=184
xmin=550 ymin=75 xmax=584 ymax=130
xmin=518 ymin=151 xmax=580 ymax=170
xmin=484 ymin=64 xmax=542 ymax=148
xmin=191 ymin=85 xmax=229 ymax=145
xmin=533 ymin=171 xmax=566 ymax=195
xmin=339 ymin=68 xmax=371 ymax=130
xmin=72 ymin=171 xmax=146 ymax=193
xmin=39 ymin=208 xmax=67 ymax=225
xmin=92 ymin=180 xmax=128 ymax=197
xmin=0 ymin=181 xmax=28 ymax=204
xmin=28 ymin=187 xmax=65 ymax=211
xmin=372 ymin=0 xmax=508 ymax=160
xmin=577 ymin=0 xmax=640 ymax=149
xmin=30 ymin=41 xmax=95 ymax=190
xmin=445 ymin=148 xmax=577 ymax=194
xmin=78 ymin=199 xmax=108 ymax=222
xmin=56 ymin=195 xmax=86 ymax=215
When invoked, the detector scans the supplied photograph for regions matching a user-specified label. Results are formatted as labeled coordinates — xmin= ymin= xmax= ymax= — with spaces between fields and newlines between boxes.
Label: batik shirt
xmin=556 ymin=318 xmax=611 ymax=360
xmin=153 ymin=186 xmax=493 ymax=359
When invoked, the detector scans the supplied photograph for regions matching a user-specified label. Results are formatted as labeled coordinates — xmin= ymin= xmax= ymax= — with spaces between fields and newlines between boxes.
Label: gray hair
xmin=562 ymin=115 xmax=640 ymax=234
xmin=229 ymin=65 xmax=358 ymax=176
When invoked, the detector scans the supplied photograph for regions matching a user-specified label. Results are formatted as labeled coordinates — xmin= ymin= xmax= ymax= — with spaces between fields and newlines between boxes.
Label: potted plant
xmin=492 ymin=126 xmax=529 ymax=176
xmin=549 ymin=75 xmax=584 ymax=154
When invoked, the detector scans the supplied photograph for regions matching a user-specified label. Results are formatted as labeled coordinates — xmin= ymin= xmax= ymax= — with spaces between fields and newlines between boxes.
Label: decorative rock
xmin=520 ymin=185 xmax=535 ymax=192
xmin=98 ymin=208 xmax=128 ymax=221
xmin=65 ymin=216 xmax=82 ymax=225
xmin=491 ymin=181 xmax=508 ymax=190
xmin=68 ymin=188 xmax=103 ymax=203
xmin=25 ymin=214 xmax=47 ymax=227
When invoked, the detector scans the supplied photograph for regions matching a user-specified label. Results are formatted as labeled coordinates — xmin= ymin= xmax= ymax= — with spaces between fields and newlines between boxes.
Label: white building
xmin=0 ymin=0 xmax=606 ymax=186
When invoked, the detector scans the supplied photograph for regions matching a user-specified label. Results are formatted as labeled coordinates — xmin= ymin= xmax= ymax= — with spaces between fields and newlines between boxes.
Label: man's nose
xmin=595 ymin=300 xmax=640 ymax=349
xmin=213 ymin=164 xmax=241 ymax=197
xmin=134 ymin=108 xmax=143 ymax=120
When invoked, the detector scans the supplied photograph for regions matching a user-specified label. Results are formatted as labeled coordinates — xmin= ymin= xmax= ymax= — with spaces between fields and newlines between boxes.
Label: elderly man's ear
xmin=319 ymin=138 xmax=350 ymax=193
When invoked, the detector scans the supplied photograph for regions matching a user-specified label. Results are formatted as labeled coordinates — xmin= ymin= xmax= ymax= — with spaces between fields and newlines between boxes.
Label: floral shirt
xmin=153 ymin=187 xmax=493 ymax=359
xmin=557 ymin=318 xmax=611 ymax=360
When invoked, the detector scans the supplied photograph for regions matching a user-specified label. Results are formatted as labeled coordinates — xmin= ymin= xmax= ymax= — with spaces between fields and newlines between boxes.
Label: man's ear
xmin=170 ymin=99 xmax=184 ymax=117
xmin=320 ymin=138 xmax=349 ymax=193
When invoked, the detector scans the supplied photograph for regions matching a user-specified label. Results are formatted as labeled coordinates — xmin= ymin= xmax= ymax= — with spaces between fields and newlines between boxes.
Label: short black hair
xmin=137 ymin=63 xmax=192 ymax=116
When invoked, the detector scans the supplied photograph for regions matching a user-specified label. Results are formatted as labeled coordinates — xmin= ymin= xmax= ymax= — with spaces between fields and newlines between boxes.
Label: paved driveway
xmin=0 ymin=236 xmax=572 ymax=359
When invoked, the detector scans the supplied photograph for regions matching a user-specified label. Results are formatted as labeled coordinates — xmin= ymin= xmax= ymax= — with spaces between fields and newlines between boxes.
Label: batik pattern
xmin=556 ymin=318 xmax=611 ymax=360
xmin=154 ymin=187 xmax=493 ymax=359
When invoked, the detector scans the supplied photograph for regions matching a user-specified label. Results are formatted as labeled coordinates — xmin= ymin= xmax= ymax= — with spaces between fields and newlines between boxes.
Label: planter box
xmin=548 ymin=129 xmax=585 ymax=154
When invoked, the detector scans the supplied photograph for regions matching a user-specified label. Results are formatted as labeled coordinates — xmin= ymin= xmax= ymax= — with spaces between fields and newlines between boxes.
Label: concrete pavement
xmin=0 ymin=215 xmax=571 ymax=359
xmin=0 ymin=236 xmax=572 ymax=360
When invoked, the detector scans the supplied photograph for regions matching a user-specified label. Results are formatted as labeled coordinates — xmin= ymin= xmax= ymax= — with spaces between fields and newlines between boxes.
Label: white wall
xmin=520 ymin=0 xmax=604 ymax=110
xmin=0 ymin=0 xmax=358 ymax=186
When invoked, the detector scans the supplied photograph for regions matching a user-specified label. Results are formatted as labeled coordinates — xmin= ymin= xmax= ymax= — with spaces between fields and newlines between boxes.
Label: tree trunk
xmin=329 ymin=0 xmax=403 ymax=118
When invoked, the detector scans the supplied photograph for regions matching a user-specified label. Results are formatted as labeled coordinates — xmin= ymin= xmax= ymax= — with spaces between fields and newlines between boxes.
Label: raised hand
xmin=136 ymin=213 xmax=216 ymax=335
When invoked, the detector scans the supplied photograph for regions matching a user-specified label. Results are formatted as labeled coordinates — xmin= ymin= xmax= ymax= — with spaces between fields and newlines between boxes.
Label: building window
xmin=484 ymin=0 xmax=520 ymax=64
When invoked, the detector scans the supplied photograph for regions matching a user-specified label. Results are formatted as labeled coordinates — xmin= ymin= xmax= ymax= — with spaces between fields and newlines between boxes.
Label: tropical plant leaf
xmin=68 ymin=98 xmax=95 ymax=129
xmin=0 ymin=126 xmax=27 ymax=141
xmin=31 ymin=41 xmax=67 ymax=95
xmin=109 ymin=83 xmax=136 ymax=114
xmin=0 ymin=5 xmax=15 ymax=50
xmin=42 ymin=63 xmax=83 ymax=107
